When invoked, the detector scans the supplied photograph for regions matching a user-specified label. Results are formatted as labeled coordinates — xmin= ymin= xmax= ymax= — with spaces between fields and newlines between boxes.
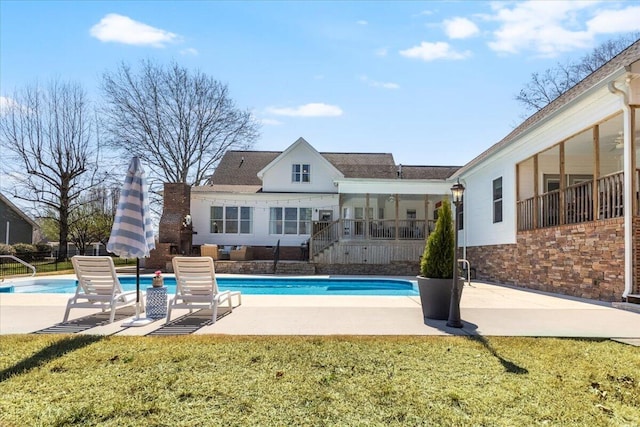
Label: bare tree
xmin=101 ymin=60 xmax=260 ymax=187
xmin=516 ymin=34 xmax=639 ymax=112
xmin=0 ymin=80 xmax=98 ymax=260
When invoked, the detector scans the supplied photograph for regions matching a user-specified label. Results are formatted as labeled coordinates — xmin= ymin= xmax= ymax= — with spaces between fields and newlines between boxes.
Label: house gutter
xmin=608 ymin=76 xmax=633 ymax=299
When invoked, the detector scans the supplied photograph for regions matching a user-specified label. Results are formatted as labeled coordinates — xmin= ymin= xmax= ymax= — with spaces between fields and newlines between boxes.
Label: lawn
xmin=0 ymin=335 xmax=638 ymax=426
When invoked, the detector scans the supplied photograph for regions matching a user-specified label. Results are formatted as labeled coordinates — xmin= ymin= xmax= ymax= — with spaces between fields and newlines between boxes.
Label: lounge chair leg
xmin=211 ymin=303 xmax=218 ymax=324
xmin=63 ymin=304 xmax=71 ymax=322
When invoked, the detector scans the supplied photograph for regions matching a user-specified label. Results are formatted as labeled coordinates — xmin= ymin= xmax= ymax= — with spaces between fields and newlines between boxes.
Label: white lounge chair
xmin=168 ymin=256 xmax=241 ymax=323
xmin=64 ymin=256 xmax=140 ymax=324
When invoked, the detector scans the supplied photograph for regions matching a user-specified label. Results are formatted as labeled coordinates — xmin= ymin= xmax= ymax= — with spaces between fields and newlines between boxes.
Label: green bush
xmin=420 ymin=199 xmax=454 ymax=279
xmin=34 ymin=243 xmax=53 ymax=260
xmin=12 ymin=243 xmax=38 ymax=262
xmin=0 ymin=243 xmax=16 ymax=256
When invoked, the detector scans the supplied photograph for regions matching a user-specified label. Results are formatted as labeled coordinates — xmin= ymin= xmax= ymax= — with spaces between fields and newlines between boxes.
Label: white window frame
xmin=210 ymin=206 xmax=253 ymax=234
xmin=292 ymin=163 xmax=311 ymax=183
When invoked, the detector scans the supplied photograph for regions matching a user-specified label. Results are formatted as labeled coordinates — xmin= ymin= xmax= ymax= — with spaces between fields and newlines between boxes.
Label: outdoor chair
xmin=64 ymin=256 xmax=139 ymax=324
xmin=168 ymin=256 xmax=242 ymax=323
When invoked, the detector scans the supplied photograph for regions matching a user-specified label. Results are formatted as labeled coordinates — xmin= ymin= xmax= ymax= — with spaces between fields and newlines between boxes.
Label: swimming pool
xmin=5 ymin=276 xmax=418 ymax=296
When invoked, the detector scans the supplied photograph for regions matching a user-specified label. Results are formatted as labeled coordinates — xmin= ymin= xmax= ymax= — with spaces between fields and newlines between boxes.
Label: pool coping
xmin=2 ymin=277 xmax=640 ymax=340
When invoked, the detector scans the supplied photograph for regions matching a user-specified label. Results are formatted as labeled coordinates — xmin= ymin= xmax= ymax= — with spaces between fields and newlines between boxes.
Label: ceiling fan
xmin=609 ymin=131 xmax=624 ymax=152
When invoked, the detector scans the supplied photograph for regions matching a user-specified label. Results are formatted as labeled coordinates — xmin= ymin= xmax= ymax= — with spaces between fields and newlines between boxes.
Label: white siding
xmin=190 ymin=192 xmax=339 ymax=247
xmin=261 ymin=142 xmax=341 ymax=193
xmin=460 ymin=84 xmax=624 ymax=247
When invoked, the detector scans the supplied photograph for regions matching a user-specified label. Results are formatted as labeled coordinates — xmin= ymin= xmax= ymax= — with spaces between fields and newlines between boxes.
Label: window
xmin=210 ymin=206 xmax=253 ymax=234
xmin=270 ymin=207 xmax=312 ymax=235
xmin=269 ymin=207 xmax=283 ymax=234
xmin=210 ymin=206 xmax=223 ymax=233
xmin=493 ymin=177 xmax=503 ymax=223
xmin=292 ymin=164 xmax=311 ymax=183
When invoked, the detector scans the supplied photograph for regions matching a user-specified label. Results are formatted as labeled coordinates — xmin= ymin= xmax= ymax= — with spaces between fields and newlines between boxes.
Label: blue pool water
xmin=8 ymin=276 xmax=418 ymax=296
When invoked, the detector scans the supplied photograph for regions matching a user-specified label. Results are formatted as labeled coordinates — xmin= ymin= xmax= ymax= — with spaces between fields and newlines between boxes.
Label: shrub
xmin=420 ymin=199 xmax=454 ymax=279
xmin=12 ymin=243 xmax=38 ymax=262
xmin=0 ymin=243 xmax=16 ymax=256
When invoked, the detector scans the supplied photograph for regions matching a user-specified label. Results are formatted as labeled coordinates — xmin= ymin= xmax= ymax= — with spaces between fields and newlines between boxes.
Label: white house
xmin=453 ymin=39 xmax=640 ymax=302
xmin=186 ymin=40 xmax=640 ymax=302
xmin=191 ymin=137 xmax=458 ymax=265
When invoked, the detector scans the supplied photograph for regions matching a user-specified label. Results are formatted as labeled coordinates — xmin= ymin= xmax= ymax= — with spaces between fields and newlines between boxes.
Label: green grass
xmin=1 ymin=335 xmax=638 ymax=426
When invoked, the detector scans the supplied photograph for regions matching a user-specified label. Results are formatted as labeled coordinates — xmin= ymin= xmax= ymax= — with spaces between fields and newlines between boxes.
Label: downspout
xmin=608 ymin=78 xmax=633 ymax=299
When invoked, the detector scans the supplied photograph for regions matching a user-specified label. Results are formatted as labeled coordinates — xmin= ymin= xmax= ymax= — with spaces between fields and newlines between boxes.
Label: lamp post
xmin=447 ymin=180 xmax=465 ymax=328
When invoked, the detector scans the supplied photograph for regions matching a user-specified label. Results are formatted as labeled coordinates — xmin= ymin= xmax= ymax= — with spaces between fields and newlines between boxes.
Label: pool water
xmin=8 ymin=276 xmax=418 ymax=296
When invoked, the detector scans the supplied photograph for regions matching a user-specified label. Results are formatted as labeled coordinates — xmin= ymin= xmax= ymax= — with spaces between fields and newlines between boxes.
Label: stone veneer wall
xmin=315 ymin=262 xmax=419 ymax=277
xmin=466 ymin=218 xmax=625 ymax=301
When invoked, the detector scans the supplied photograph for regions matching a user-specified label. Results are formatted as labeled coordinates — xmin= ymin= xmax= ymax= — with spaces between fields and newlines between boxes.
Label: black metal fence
xmin=0 ymin=251 xmax=133 ymax=278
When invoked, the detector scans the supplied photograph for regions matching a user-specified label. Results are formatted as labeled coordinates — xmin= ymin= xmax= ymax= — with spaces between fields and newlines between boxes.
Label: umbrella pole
xmin=123 ymin=257 xmax=153 ymax=327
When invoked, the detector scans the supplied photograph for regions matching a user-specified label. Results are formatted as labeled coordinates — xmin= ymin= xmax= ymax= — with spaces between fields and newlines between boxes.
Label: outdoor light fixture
xmin=447 ymin=179 xmax=465 ymax=328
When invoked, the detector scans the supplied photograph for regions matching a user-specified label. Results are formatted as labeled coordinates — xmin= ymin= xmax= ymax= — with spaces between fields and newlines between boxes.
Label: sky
xmin=1 ymin=0 xmax=640 ymax=169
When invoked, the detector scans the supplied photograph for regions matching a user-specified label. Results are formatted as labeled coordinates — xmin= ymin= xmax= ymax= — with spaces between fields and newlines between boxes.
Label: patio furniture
xmin=64 ymin=256 xmax=139 ymax=324
xmin=168 ymin=256 xmax=241 ymax=323
xmin=230 ymin=246 xmax=253 ymax=261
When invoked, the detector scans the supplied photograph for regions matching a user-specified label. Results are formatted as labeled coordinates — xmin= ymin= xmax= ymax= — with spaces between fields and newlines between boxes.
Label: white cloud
xmin=265 ymin=103 xmax=343 ymax=117
xmin=0 ymin=96 xmax=19 ymax=114
xmin=260 ymin=118 xmax=283 ymax=126
xmin=444 ymin=17 xmax=479 ymax=39
xmin=375 ymin=47 xmax=388 ymax=57
xmin=357 ymin=20 xmax=368 ymax=26
xmin=586 ymin=5 xmax=640 ymax=34
xmin=487 ymin=1 xmax=640 ymax=56
xmin=180 ymin=47 xmax=199 ymax=56
xmin=359 ymin=75 xmax=399 ymax=90
xmin=90 ymin=13 xmax=180 ymax=47
xmin=399 ymin=41 xmax=471 ymax=61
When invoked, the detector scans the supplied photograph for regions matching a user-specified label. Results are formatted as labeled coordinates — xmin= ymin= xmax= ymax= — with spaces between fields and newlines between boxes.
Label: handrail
xmin=458 ymin=259 xmax=472 ymax=287
xmin=0 ymin=255 xmax=37 ymax=277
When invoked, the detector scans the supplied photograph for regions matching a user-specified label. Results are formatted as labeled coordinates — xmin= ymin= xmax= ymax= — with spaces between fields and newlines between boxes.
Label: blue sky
xmin=1 ymin=1 xmax=640 ymax=167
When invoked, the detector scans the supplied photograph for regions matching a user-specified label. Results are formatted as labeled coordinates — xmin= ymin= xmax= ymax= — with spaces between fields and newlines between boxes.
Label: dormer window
xmin=292 ymin=164 xmax=311 ymax=183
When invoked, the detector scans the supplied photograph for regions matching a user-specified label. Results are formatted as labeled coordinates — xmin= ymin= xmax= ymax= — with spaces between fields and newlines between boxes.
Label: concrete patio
xmin=1 ymin=278 xmax=639 ymax=345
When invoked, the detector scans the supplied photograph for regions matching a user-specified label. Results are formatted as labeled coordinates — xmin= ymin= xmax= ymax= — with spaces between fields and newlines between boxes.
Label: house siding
xmin=0 ymin=197 xmax=34 ymax=244
xmin=466 ymin=218 xmax=625 ymax=301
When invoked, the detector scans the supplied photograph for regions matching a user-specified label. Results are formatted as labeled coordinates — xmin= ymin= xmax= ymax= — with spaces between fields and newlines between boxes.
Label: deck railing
xmin=517 ymin=171 xmax=627 ymax=231
xmin=310 ymin=218 xmax=432 ymax=257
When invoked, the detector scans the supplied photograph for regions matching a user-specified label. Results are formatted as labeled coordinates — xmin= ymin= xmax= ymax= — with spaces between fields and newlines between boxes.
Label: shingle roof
xmin=209 ymin=151 xmax=279 ymax=186
xmin=399 ymin=165 xmax=461 ymax=180
xmin=209 ymin=150 xmax=405 ymax=185
xmin=321 ymin=152 xmax=397 ymax=179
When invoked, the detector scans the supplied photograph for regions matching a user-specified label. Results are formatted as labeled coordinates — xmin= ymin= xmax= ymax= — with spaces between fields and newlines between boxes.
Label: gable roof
xmin=453 ymin=38 xmax=640 ymax=178
xmin=0 ymin=193 xmax=38 ymax=228
xmin=209 ymin=147 xmax=414 ymax=185
xmin=257 ymin=137 xmax=343 ymax=180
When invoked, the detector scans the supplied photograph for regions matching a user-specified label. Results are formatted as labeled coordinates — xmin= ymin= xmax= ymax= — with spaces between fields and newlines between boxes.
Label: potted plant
xmin=152 ymin=270 xmax=164 ymax=288
xmin=417 ymin=199 xmax=455 ymax=321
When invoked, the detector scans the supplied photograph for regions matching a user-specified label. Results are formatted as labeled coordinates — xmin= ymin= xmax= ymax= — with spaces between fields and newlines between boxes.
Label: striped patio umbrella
xmin=107 ymin=156 xmax=156 ymax=326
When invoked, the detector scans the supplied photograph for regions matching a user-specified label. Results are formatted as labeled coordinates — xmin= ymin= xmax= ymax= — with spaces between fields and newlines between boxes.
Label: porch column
xmin=592 ymin=125 xmax=600 ymax=221
xmin=533 ymin=155 xmax=539 ymax=228
xmin=394 ymin=193 xmax=399 ymax=241
xmin=365 ymin=193 xmax=370 ymax=239
xmin=559 ymin=141 xmax=566 ymax=225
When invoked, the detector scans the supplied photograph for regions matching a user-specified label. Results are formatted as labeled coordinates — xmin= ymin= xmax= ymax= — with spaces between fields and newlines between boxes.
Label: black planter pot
xmin=416 ymin=276 xmax=452 ymax=321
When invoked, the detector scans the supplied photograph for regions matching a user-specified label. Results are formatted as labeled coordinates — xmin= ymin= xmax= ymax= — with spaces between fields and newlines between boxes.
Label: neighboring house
xmin=0 ymin=193 xmax=38 ymax=245
xmin=191 ymin=137 xmax=459 ymax=264
xmin=453 ymin=39 xmax=640 ymax=302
